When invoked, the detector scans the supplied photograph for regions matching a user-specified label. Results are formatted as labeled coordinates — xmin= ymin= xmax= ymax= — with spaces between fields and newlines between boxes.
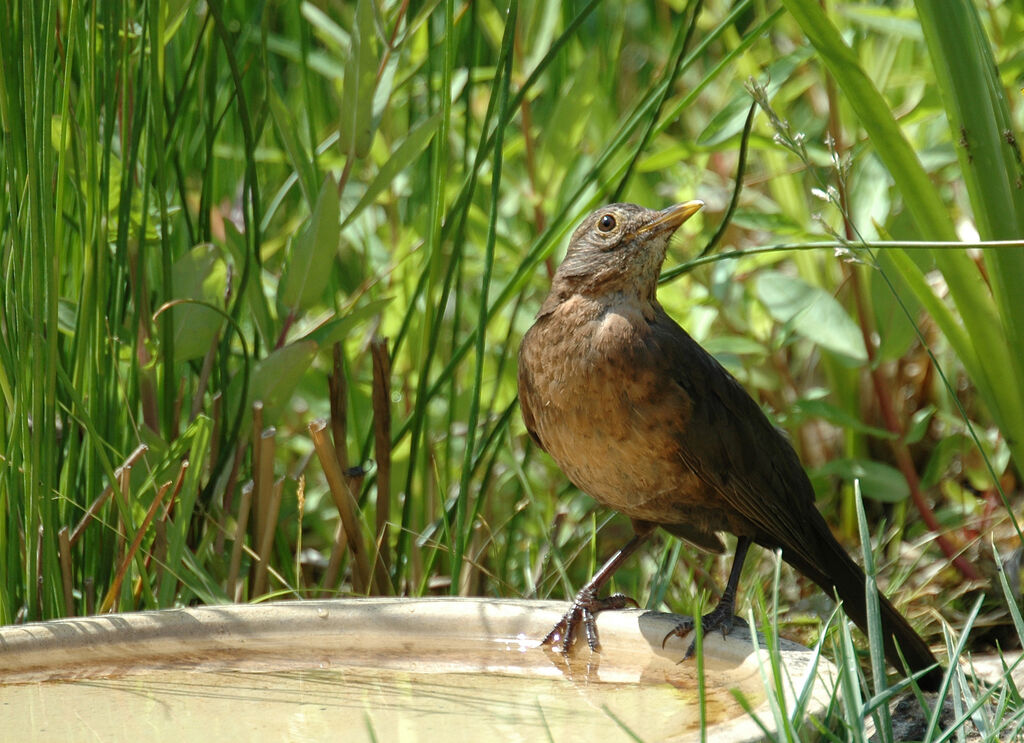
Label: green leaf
xmin=701 ymin=335 xmax=766 ymax=356
xmin=813 ymin=459 xmax=910 ymax=503
xmin=729 ymin=210 xmax=805 ymax=235
xmin=223 ymin=220 xmax=275 ymax=350
xmin=170 ymin=244 xmax=228 ymax=362
xmin=301 ymin=298 xmax=393 ymax=347
xmin=697 ymin=48 xmax=810 ymax=147
xmin=755 ymin=271 xmax=867 ymax=363
xmin=916 ymin=0 xmax=1024 ymax=471
xmin=847 ymin=153 xmax=891 ymax=243
xmin=339 ymin=0 xmax=379 ymax=158
xmin=372 ymin=52 xmax=398 ymax=134
xmin=779 ymin=0 xmax=956 ymax=241
xmin=162 ymin=0 xmax=192 ymax=45
xmin=783 ymin=0 xmax=1024 ymax=468
xmin=869 ymin=250 xmax=921 ymax=362
xmin=341 ymin=111 xmax=442 ymax=229
xmin=57 ymin=299 xmax=77 ymax=335
xmin=838 ymin=5 xmax=923 ymax=40
xmin=792 ymin=398 xmax=896 ymax=440
xmin=904 ymin=405 xmax=935 ymax=446
xmin=226 ymin=300 xmax=387 ymax=434
xmin=300 ymin=2 xmax=350 ymax=53
xmin=245 ymin=340 xmax=318 ymax=425
xmin=279 ymin=175 xmax=340 ymax=311
xmin=920 ymin=434 xmax=970 ymax=489
xmin=268 ymin=86 xmax=318 ymax=207
xmin=159 ymin=414 xmax=214 ymax=605
xmin=538 ymin=62 xmax=598 ymax=189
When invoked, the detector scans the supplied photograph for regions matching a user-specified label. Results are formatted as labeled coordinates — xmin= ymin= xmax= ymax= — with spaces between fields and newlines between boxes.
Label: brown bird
xmin=518 ymin=201 xmax=942 ymax=690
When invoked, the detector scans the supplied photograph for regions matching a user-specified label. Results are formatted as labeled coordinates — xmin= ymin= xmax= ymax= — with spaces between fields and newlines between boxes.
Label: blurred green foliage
xmin=1 ymin=5 xmax=1021 ymax=699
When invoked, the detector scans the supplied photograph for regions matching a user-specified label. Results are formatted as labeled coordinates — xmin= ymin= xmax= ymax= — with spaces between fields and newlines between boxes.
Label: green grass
xmin=2 ymin=0 xmax=1023 ymax=738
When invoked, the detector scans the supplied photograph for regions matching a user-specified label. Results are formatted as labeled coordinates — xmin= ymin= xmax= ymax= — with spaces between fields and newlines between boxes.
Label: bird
xmin=517 ymin=201 xmax=942 ymax=690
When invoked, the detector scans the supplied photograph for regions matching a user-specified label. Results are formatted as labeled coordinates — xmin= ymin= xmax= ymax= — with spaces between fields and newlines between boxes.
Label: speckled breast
xmin=524 ymin=302 xmax=700 ymax=520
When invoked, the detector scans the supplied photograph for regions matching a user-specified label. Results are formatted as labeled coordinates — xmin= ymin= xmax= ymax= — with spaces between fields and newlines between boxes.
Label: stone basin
xmin=0 ymin=598 xmax=834 ymax=742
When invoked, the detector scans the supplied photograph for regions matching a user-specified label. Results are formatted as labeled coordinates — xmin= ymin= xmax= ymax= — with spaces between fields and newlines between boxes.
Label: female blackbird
xmin=518 ymin=201 xmax=941 ymax=690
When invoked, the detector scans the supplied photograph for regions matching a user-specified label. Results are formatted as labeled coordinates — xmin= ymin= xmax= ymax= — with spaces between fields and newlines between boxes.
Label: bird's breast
xmin=520 ymin=298 xmax=697 ymax=515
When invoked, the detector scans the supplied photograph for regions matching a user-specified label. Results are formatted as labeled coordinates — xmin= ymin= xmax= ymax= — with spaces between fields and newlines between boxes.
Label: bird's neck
xmin=538 ymin=281 xmax=660 ymax=321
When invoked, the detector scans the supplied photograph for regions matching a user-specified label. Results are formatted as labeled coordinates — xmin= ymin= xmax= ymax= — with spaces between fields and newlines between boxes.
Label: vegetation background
xmin=2 ymin=0 xmax=1023 ymax=736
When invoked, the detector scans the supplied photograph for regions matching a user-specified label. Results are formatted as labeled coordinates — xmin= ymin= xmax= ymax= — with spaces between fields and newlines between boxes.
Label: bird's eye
xmin=598 ymin=214 xmax=617 ymax=232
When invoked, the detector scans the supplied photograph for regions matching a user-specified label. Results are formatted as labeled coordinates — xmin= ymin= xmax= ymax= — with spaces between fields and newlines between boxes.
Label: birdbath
xmin=0 ymin=598 xmax=834 ymax=742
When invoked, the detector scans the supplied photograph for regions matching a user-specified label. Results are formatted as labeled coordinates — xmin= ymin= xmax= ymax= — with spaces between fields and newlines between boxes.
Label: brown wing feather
xmin=650 ymin=308 xmax=941 ymax=688
xmin=649 ymin=309 xmax=815 ymax=552
xmin=517 ymin=335 xmax=547 ymax=452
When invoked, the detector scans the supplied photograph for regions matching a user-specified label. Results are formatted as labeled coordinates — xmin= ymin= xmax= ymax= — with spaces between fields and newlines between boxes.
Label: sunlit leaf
xmin=792 ymin=398 xmax=896 ymax=440
xmin=301 ymin=298 xmax=393 ymax=347
xmin=813 ymin=459 xmax=910 ymax=502
xmin=342 ymin=112 xmax=442 ymax=229
xmin=755 ymin=271 xmax=868 ymax=363
xmin=697 ymin=48 xmax=810 ymax=147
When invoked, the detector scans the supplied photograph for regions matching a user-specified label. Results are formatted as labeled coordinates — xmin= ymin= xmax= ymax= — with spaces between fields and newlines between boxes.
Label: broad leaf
xmin=279 ymin=175 xmax=341 ymax=311
xmin=756 ymin=271 xmax=867 ymax=363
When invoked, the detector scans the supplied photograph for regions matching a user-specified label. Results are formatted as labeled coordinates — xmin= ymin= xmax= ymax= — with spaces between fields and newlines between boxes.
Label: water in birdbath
xmin=0 ymin=598 xmax=832 ymax=742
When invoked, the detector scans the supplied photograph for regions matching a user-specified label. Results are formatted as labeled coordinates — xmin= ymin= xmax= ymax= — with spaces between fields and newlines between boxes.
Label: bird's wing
xmin=650 ymin=314 xmax=944 ymax=687
xmin=517 ymin=338 xmax=547 ymax=452
xmin=650 ymin=311 xmax=819 ymax=554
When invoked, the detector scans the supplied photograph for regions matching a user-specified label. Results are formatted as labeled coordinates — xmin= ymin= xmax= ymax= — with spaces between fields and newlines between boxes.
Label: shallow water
xmin=0 ymin=598 xmax=821 ymax=742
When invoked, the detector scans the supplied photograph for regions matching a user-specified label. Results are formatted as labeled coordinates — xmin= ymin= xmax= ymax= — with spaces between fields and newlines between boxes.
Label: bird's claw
xmin=542 ymin=589 xmax=639 ymax=654
xmin=661 ymin=604 xmax=746 ymax=659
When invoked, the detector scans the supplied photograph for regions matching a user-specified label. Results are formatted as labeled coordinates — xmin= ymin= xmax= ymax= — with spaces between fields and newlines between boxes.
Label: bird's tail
xmin=773 ymin=515 xmax=943 ymax=692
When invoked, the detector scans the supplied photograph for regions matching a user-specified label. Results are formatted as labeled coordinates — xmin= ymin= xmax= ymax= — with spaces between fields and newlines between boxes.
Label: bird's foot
xmin=661 ymin=601 xmax=747 ymax=659
xmin=542 ymin=587 xmax=639 ymax=654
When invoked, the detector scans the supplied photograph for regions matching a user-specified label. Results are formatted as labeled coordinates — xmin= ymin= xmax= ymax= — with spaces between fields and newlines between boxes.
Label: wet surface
xmin=5 ymin=663 xmax=759 ymax=741
xmin=0 ymin=598 xmax=829 ymax=742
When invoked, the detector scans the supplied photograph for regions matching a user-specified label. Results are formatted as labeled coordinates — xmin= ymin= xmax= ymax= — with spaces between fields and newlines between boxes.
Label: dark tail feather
xmin=775 ymin=525 xmax=943 ymax=692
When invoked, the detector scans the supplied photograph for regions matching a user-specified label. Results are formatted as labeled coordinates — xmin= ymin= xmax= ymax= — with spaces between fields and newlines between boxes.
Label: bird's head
xmin=550 ymin=201 xmax=704 ymax=304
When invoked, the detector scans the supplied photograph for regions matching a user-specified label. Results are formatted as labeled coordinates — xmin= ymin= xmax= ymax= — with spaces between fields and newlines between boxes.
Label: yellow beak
xmin=637 ymin=200 xmax=705 ymax=237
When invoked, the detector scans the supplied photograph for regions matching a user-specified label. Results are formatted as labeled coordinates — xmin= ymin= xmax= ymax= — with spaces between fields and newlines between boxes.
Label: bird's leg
xmin=543 ymin=523 xmax=654 ymax=654
xmin=663 ymin=537 xmax=752 ymax=658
